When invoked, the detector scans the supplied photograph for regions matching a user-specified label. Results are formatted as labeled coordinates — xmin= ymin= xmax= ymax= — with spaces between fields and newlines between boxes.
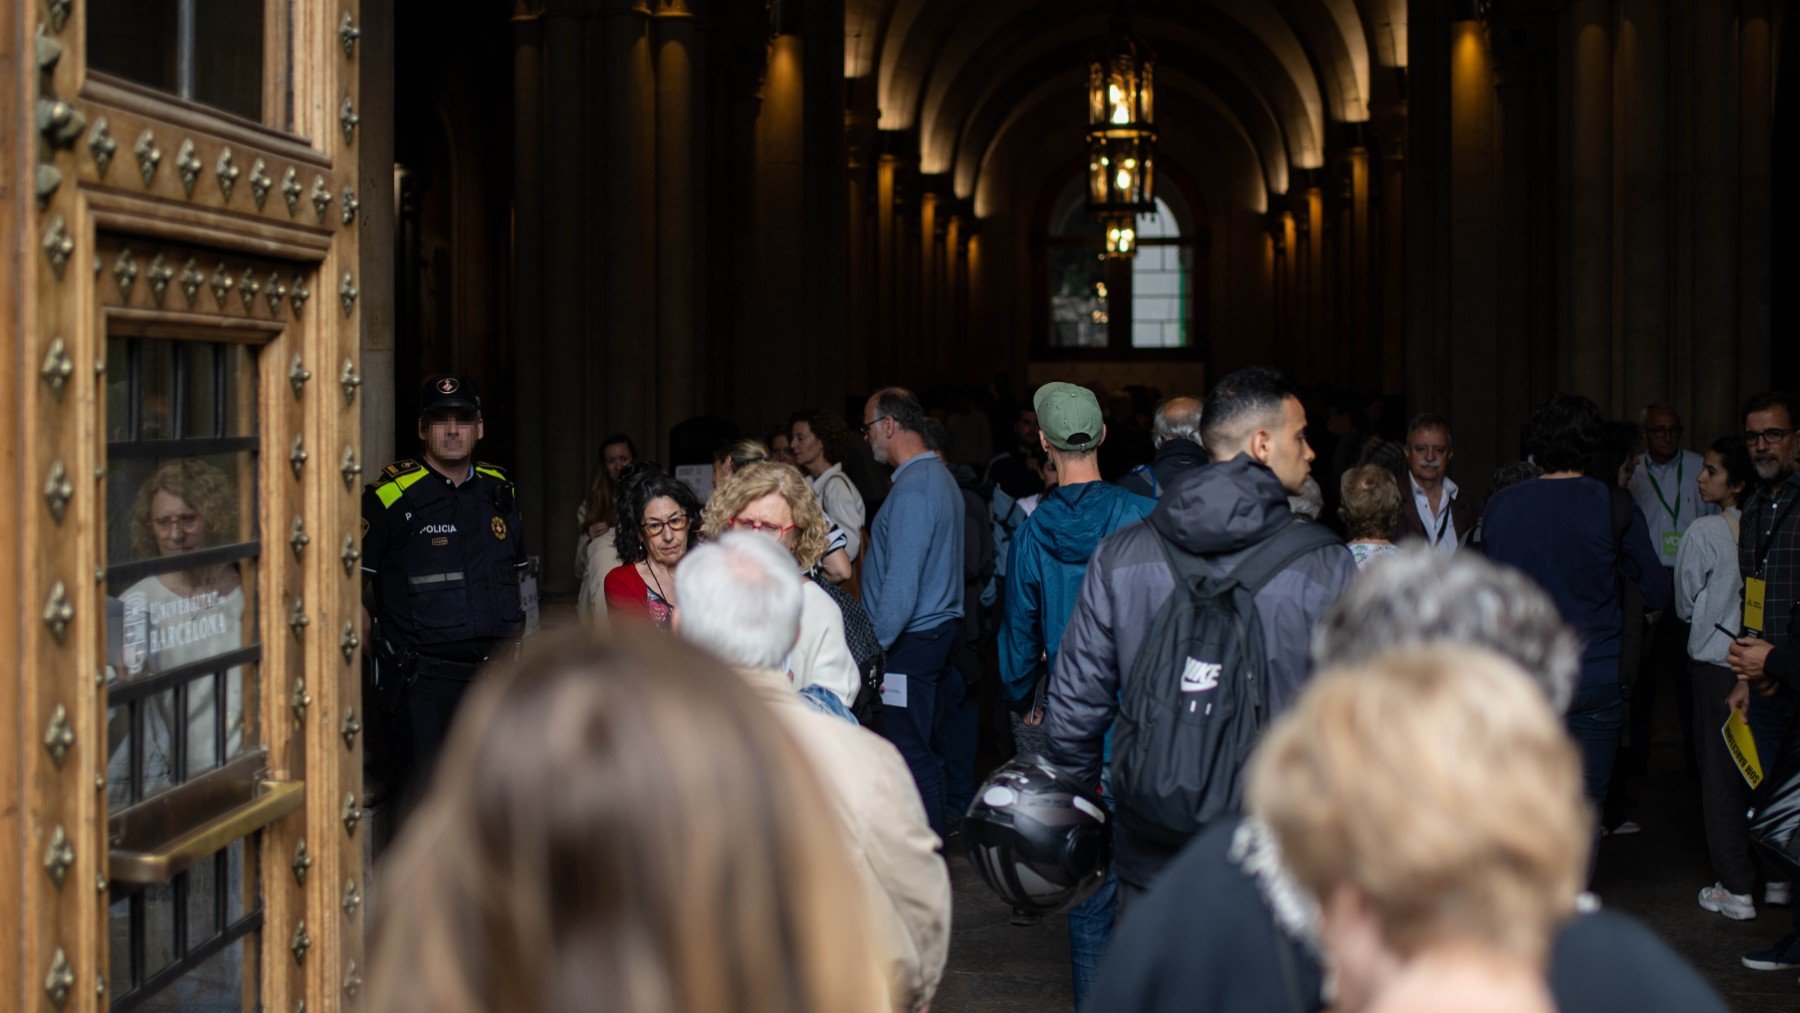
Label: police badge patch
xmin=491 ymin=516 xmax=507 ymax=540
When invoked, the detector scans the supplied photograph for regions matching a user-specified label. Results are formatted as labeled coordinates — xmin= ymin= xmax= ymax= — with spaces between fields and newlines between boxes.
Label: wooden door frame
xmin=5 ymin=3 xmax=367 ymax=1010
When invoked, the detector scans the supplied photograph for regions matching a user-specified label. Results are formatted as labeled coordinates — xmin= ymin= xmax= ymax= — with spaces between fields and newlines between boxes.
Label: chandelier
xmin=1086 ymin=7 xmax=1155 ymax=258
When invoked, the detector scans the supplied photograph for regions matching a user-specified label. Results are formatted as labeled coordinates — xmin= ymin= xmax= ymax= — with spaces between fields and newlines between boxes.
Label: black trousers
xmin=1691 ymin=662 xmax=1765 ymax=894
xmin=394 ymin=671 xmax=476 ymax=817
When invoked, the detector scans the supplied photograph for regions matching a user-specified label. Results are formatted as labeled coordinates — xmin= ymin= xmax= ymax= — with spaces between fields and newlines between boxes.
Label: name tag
xmin=1744 ymin=576 xmax=1767 ymax=635
xmin=1661 ymin=530 xmax=1684 ymax=558
xmin=881 ymin=673 xmax=909 ymax=708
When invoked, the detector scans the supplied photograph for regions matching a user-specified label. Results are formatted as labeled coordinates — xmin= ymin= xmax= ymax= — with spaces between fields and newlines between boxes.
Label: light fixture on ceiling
xmin=1086 ymin=4 xmax=1155 ymax=259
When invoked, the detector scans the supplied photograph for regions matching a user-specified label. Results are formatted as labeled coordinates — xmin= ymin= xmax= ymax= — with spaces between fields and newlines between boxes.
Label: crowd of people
xmin=363 ymin=367 xmax=1800 ymax=1011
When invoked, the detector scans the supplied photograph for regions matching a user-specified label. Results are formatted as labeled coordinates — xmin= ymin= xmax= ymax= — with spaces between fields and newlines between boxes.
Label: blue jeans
xmin=1566 ymin=681 xmax=1624 ymax=816
xmin=1068 ymin=769 xmax=1116 ymax=1008
xmin=877 ymin=621 xmax=959 ymax=840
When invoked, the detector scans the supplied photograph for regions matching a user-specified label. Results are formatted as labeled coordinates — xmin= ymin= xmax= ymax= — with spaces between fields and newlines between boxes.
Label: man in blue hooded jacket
xmin=1000 ymin=380 xmax=1155 ymax=1005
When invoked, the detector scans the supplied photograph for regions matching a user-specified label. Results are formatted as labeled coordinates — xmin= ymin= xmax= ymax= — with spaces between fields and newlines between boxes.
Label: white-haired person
xmin=676 ymin=533 xmax=951 ymax=1012
xmin=1248 ymin=648 xmax=1588 ymax=1012
xmin=1089 ymin=546 xmax=1725 ymax=1013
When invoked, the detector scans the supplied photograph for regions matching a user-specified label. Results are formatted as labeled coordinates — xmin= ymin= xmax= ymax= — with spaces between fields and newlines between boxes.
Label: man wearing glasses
xmin=1627 ymin=403 xmax=1718 ymax=570
xmin=861 ymin=387 xmax=965 ymax=840
xmin=361 ymin=373 xmax=527 ymax=819
xmin=1729 ymin=391 xmax=1800 ymax=975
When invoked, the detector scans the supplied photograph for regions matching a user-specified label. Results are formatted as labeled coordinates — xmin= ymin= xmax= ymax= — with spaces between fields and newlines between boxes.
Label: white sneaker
xmin=1767 ymin=882 xmax=1792 ymax=907
xmin=1699 ymin=882 xmax=1757 ymax=921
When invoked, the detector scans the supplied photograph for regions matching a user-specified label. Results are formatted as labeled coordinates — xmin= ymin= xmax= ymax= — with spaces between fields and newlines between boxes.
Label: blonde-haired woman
xmin=1339 ymin=464 xmax=1402 ymax=570
xmin=702 ymin=462 xmax=861 ymax=708
xmin=1248 ymin=648 xmax=1590 ymax=1013
xmin=368 ymin=632 xmax=891 ymax=1013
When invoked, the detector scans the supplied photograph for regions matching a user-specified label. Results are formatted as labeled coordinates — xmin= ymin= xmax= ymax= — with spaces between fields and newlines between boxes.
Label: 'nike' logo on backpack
xmin=1180 ymin=657 xmax=1222 ymax=693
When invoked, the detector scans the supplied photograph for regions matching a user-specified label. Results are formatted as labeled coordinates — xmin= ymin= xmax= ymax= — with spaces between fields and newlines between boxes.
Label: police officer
xmin=361 ymin=373 xmax=525 ymax=812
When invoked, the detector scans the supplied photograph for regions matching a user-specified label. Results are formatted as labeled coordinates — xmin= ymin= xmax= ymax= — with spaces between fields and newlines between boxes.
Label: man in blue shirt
xmin=862 ymin=387 xmax=964 ymax=838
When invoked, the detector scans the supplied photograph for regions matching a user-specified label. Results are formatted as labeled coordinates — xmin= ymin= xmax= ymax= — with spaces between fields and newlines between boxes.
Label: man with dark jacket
xmin=999 ymin=382 xmax=1154 ymax=1005
xmin=1045 ymin=367 xmax=1357 ymax=911
xmin=1727 ymin=390 xmax=1800 ymax=973
xmin=1117 ymin=396 xmax=1206 ymax=499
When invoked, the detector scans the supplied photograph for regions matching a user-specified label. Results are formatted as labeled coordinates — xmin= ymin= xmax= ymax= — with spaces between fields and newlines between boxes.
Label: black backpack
xmin=1111 ymin=520 xmax=1342 ymax=847
xmin=812 ymin=577 xmax=886 ymax=724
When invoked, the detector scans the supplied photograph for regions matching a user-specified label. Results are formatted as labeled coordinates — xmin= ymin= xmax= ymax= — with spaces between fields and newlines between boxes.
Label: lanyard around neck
xmin=1644 ymin=455 xmax=1683 ymax=526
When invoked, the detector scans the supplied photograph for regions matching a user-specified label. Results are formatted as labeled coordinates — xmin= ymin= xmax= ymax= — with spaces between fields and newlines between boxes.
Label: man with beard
xmin=1728 ymin=391 xmax=1800 ymax=974
xmin=362 ymin=373 xmax=527 ymax=816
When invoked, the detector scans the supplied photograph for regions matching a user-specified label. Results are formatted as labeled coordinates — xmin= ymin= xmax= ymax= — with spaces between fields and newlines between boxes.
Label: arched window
xmin=1038 ymin=174 xmax=1204 ymax=355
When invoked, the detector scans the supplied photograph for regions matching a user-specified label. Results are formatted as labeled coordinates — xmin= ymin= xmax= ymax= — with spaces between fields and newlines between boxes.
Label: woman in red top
xmin=604 ymin=470 xmax=702 ymax=629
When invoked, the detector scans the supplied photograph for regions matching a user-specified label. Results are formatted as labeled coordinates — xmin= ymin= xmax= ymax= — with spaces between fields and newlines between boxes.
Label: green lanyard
xmin=1645 ymin=455 xmax=1683 ymax=526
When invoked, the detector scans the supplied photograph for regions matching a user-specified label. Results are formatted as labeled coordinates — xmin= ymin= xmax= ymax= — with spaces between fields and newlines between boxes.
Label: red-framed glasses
xmin=727 ymin=516 xmax=797 ymax=537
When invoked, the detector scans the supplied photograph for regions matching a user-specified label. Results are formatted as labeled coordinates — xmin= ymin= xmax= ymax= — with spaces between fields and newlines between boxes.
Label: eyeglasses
xmin=1741 ymin=428 xmax=1797 ymax=447
xmin=859 ymin=415 xmax=893 ymax=436
xmin=1643 ymin=426 xmax=1682 ymax=437
xmin=150 ymin=512 xmax=203 ymax=534
xmin=641 ymin=515 xmax=691 ymax=537
xmin=728 ymin=516 xmax=798 ymax=538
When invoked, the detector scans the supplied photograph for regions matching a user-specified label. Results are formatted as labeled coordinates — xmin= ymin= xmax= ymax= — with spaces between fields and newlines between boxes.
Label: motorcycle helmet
xmin=963 ymin=755 xmax=1112 ymax=914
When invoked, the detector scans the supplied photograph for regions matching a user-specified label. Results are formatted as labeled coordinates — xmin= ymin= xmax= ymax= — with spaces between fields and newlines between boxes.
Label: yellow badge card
xmin=1744 ymin=576 xmax=1767 ymax=634
xmin=1723 ymin=708 xmax=1763 ymax=789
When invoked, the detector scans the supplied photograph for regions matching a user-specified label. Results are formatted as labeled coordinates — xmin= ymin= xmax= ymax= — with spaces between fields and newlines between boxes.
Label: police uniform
xmin=362 ymin=373 xmax=525 ymax=808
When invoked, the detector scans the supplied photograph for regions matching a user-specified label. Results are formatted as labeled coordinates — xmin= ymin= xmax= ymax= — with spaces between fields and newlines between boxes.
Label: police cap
xmin=419 ymin=373 xmax=482 ymax=416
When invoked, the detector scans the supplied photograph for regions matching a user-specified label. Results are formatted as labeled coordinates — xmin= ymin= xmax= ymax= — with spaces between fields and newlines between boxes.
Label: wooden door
xmin=4 ymin=2 xmax=367 ymax=1009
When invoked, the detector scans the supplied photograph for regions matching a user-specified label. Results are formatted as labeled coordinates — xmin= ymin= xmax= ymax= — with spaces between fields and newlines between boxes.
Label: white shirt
xmin=1627 ymin=450 xmax=1719 ymax=567
xmin=787 ymin=579 xmax=861 ymax=707
xmin=1412 ymin=475 xmax=1460 ymax=554
xmin=810 ymin=462 xmax=865 ymax=560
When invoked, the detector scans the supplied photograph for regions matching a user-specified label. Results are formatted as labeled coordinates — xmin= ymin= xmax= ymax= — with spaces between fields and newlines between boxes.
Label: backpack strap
xmin=1154 ymin=519 xmax=1342 ymax=595
xmin=1229 ymin=521 xmax=1343 ymax=594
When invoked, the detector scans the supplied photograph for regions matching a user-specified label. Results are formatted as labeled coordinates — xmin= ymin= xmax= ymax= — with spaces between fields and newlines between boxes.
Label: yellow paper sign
xmin=1723 ymin=709 xmax=1763 ymax=790
xmin=1744 ymin=576 xmax=1767 ymax=635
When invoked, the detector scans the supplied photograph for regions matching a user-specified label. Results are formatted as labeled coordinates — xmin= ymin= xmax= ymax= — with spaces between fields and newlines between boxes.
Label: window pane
xmin=87 ymin=0 xmax=180 ymax=96
xmin=85 ymin=0 xmax=264 ymax=123
xmin=1048 ymin=246 xmax=1110 ymax=348
xmin=193 ymin=0 xmax=265 ymax=121
xmin=1131 ymin=245 xmax=1190 ymax=348
xmin=135 ymin=933 xmax=255 ymax=1013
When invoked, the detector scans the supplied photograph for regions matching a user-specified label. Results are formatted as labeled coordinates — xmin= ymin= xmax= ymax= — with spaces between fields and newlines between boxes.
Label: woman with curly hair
xmin=123 ymin=458 xmax=245 ymax=675
xmin=113 ymin=458 xmax=247 ymax=805
xmin=604 ymin=469 xmax=703 ymax=629
xmin=701 ymin=462 xmax=861 ymax=707
xmin=789 ymin=409 xmax=866 ymax=563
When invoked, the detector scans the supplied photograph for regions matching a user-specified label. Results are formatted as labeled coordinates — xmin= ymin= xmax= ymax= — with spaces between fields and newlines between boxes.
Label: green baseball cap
xmin=1033 ymin=382 xmax=1104 ymax=452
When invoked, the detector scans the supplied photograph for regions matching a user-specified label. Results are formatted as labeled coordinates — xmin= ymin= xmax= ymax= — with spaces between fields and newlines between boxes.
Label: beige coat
xmin=737 ymin=666 xmax=952 ymax=1010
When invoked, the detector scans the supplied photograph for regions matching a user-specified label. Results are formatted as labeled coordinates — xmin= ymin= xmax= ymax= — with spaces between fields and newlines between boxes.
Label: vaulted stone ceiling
xmin=844 ymin=0 xmax=1407 ymax=217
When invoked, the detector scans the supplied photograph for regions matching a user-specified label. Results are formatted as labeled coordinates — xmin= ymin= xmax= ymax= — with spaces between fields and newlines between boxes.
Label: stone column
xmin=360 ymin=0 xmax=397 ymax=472
xmin=1616 ymin=0 xmax=1669 ymax=413
xmin=509 ymin=6 xmax=550 ymax=576
xmin=1684 ymin=0 xmax=1740 ymax=444
xmin=596 ymin=1 xmax=657 ymax=454
xmin=1563 ymin=0 xmax=1613 ymax=399
xmin=1737 ymin=2 xmax=1773 ymax=400
xmin=754 ymin=32 xmax=806 ymax=427
xmin=1448 ymin=17 xmax=1499 ymax=478
xmin=654 ymin=1 xmax=700 ymax=437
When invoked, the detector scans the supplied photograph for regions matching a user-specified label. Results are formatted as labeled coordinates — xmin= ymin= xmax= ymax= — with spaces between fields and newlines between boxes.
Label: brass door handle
xmin=109 ymin=778 xmax=304 ymax=885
